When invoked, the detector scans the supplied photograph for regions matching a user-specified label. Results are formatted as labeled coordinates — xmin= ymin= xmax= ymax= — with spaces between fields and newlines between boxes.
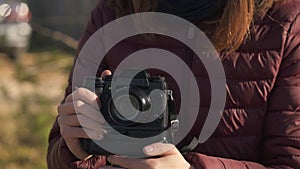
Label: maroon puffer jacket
xmin=47 ymin=0 xmax=300 ymax=168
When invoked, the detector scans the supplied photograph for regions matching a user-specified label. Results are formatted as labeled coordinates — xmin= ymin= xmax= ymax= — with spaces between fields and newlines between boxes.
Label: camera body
xmin=81 ymin=70 xmax=177 ymax=156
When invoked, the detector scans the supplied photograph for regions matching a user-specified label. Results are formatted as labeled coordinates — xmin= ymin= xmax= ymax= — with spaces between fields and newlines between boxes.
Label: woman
xmin=47 ymin=0 xmax=300 ymax=168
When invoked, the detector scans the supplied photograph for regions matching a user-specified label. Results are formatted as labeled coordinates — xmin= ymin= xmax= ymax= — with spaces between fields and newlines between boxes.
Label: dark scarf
xmin=158 ymin=0 xmax=227 ymax=21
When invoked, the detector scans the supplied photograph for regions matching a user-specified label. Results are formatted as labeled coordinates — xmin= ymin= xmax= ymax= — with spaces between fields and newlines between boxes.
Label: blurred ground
xmin=0 ymin=32 xmax=74 ymax=169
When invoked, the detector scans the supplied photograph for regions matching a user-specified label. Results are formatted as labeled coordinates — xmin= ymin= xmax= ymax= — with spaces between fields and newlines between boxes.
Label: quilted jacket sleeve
xmin=185 ymin=10 xmax=300 ymax=169
xmin=261 ymin=10 xmax=300 ymax=168
xmin=46 ymin=1 xmax=107 ymax=169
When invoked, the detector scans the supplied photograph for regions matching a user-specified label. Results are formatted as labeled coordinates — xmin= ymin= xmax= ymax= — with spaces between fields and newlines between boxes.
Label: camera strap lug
xmin=167 ymin=90 xmax=177 ymax=121
xmin=167 ymin=89 xmax=180 ymax=145
xmin=171 ymin=119 xmax=179 ymax=132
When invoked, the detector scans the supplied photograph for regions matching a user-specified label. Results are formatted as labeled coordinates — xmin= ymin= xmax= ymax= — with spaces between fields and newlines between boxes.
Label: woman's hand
xmin=103 ymin=143 xmax=194 ymax=169
xmin=57 ymin=70 xmax=111 ymax=160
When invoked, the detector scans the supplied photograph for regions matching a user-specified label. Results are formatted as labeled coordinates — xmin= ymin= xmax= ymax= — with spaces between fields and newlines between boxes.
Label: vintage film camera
xmin=81 ymin=69 xmax=179 ymax=157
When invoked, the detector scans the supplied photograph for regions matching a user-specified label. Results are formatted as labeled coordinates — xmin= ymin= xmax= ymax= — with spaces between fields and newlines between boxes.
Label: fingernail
xmin=144 ymin=145 xmax=154 ymax=153
xmin=84 ymin=155 xmax=93 ymax=161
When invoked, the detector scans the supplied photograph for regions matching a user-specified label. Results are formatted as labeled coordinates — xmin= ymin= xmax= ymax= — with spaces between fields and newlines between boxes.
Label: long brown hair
xmin=108 ymin=0 xmax=282 ymax=52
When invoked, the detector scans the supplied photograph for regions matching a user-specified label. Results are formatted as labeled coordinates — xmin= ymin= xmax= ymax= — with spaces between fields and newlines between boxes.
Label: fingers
xmin=58 ymin=115 xmax=107 ymax=135
xmin=59 ymin=122 xmax=103 ymax=159
xmin=65 ymin=68 xmax=111 ymax=104
xmin=58 ymin=101 xmax=105 ymax=124
xmin=59 ymin=123 xmax=103 ymax=140
xmin=107 ymin=155 xmax=158 ymax=169
xmin=65 ymin=88 xmax=99 ymax=110
xmin=57 ymin=100 xmax=107 ymax=139
xmin=58 ymin=70 xmax=111 ymax=160
xmin=65 ymin=137 xmax=91 ymax=160
xmin=143 ymin=143 xmax=177 ymax=157
xmin=101 ymin=70 xmax=112 ymax=77
xmin=106 ymin=143 xmax=188 ymax=169
xmin=65 ymin=69 xmax=111 ymax=104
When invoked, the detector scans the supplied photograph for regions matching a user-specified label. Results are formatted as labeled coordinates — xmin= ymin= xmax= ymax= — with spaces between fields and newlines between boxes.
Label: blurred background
xmin=0 ymin=0 xmax=99 ymax=168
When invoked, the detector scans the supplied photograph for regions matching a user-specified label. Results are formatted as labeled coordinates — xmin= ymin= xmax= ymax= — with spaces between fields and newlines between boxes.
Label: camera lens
xmin=111 ymin=94 xmax=141 ymax=122
xmin=108 ymin=87 xmax=151 ymax=126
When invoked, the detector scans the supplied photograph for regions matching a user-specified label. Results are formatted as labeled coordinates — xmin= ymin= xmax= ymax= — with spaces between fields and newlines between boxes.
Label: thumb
xmin=143 ymin=143 xmax=178 ymax=157
xmin=101 ymin=70 xmax=112 ymax=78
